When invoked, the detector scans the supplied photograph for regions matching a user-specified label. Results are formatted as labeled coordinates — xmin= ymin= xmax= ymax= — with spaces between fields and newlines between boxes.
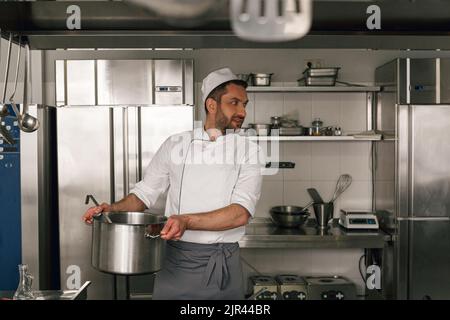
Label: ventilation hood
xmin=1 ymin=0 xmax=450 ymax=49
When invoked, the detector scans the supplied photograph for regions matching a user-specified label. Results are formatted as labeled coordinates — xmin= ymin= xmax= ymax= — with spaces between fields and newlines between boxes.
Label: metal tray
xmin=303 ymin=67 xmax=340 ymax=78
xmin=298 ymin=77 xmax=337 ymax=86
xmin=279 ymin=127 xmax=304 ymax=136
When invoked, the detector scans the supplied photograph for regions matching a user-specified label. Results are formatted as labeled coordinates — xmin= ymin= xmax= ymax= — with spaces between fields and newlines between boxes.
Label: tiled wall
xmin=246 ymin=90 xmax=373 ymax=219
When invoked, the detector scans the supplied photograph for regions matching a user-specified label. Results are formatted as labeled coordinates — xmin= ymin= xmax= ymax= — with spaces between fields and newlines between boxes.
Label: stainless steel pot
xmin=91 ymin=211 xmax=167 ymax=275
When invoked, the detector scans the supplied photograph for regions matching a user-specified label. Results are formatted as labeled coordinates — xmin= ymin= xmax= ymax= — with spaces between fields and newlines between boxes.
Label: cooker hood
xmin=2 ymin=0 xmax=450 ymax=49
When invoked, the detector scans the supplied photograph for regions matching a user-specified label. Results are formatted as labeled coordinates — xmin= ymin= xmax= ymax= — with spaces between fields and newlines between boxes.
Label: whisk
xmin=330 ymin=174 xmax=352 ymax=203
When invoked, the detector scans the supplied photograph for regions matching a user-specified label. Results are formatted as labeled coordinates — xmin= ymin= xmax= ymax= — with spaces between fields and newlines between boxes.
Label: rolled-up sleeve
xmin=230 ymin=143 xmax=264 ymax=217
xmin=130 ymin=138 xmax=171 ymax=209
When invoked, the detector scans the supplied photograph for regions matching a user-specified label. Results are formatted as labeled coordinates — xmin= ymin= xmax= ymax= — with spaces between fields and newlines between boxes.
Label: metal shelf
xmin=248 ymin=136 xmax=383 ymax=142
xmin=246 ymin=86 xmax=381 ymax=93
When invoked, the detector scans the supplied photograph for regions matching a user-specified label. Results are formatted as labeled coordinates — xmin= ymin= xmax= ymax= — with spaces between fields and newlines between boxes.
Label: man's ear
xmin=205 ymin=98 xmax=218 ymax=114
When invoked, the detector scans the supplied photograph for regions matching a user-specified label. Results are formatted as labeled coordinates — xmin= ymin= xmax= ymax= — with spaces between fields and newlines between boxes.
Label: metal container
xmin=303 ymin=67 xmax=340 ymax=78
xmin=313 ymin=203 xmax=334 ymax=229
xmin=251 ymin=73 xmax=274 ymax=86
xmin=270 ymin=206 xmax=310 ymax=228
xmin=91 ymin=211 xmax=167 ymax=275
xmin=297 ymin=76 xmax=337 ymax=86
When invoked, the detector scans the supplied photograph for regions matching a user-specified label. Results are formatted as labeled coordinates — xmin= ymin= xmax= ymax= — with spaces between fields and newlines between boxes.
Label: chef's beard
xmin=215 ymin=107 xmax=244 ymax=133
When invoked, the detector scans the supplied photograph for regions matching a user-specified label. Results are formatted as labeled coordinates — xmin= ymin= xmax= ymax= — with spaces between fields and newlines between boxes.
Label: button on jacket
xmin=130 ymin=127 xmax=264 ymax=244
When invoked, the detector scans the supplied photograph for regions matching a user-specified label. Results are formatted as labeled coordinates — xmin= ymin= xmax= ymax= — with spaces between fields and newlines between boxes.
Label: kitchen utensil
xmin=91 ymin=211 xmax=167 ymax=275
xmin=307 ymin=188 xmax=324 ymax=204
xmin=8 ymin=36 xmax=21 ymax=105
xmin=313 ymin=202 xmax=334 ymax=229
xmin=1 ymin=33 xmax=13 ymax=106
xmin=248 ymin=123 xmax=271 ymax=136
xmin=85 ymin=194 xmax=112 ymax=223
xmin=330 ymin=174 xmax=352 ymax=203
xmin=230 ymin=0 xmax=312 ymax=42
xmin=17 ymin=45 xmax=40 ymax=133
xmin=270 ymin=205 xmax=310 ymax=228
xmin=0 ymin=34 xmax=15 ymax=144
xmin=251 ymin=73 xmax=273 ymax=86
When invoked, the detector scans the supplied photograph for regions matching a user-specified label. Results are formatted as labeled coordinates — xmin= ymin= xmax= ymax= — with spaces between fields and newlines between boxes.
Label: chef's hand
xmin=83 ymin=203 xmax=111 ymax=224
xmin=160 ymin=215 xmax=189 ymax=241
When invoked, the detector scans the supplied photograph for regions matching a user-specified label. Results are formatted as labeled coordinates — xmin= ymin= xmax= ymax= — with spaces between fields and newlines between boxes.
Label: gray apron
xmin=152 ymin=240 xmax=245 ymax=300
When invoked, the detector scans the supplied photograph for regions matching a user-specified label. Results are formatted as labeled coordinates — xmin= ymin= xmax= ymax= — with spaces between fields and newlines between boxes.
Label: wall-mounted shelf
xmin=248 ymin=136 xmax=383 ymax=142
xmin=246 ymin=86 xmax=381 ymax=93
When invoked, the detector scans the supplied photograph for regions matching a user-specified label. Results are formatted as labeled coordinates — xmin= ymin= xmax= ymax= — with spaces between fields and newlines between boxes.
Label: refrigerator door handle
xmin=123 ymin=107 xmax=130 ymax=196
xmin=397 ymin=217 xmax=450 ymax=221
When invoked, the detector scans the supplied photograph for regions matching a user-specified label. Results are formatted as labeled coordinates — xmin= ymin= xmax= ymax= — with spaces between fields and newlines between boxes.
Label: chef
xmin=83 ymin=67 xmax=264 ymax=300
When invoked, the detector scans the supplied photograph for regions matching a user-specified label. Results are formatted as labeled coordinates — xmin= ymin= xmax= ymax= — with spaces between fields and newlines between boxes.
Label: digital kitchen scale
xmin=339 ymin=210 xmax=379 ymax=230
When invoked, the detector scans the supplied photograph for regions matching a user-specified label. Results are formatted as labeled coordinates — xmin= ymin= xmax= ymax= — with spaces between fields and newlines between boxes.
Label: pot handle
xmin=144 ymin=232 xmax=160 ymax=239
xmin=144 ymin=224 xmax=161 ymax=239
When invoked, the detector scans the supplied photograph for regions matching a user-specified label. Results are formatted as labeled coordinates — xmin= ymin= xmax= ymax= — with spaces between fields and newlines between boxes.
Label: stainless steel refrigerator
xmin=21 ymin=59 xmax=194 ymax=299
xmin=376 ymin=58 xmax=450 ymax=299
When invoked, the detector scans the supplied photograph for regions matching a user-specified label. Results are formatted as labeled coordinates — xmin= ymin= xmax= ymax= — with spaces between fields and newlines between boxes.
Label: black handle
xmin=85 ymin=194 xmax=100 ymax=206
xmin=307 ymin=188 xmax=324 ymax=204
xmin=265 ymin=162 xmax=296 ymax=169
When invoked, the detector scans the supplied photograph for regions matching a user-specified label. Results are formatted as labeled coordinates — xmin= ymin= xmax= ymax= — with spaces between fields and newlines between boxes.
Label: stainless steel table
xmin=239 ymin=218 xmax=392 ymax=249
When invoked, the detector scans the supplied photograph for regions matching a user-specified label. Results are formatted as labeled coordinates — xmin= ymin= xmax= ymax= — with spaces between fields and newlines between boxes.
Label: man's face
xmin=215 ymin=83 xmax=248 ymax=131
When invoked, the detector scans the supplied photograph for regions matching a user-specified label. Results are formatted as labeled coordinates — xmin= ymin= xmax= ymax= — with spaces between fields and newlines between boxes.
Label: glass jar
xmin=13 ymin=264 xmax=35 ymax=300
xmin=311 ymin=118 xmax=323 ymax=136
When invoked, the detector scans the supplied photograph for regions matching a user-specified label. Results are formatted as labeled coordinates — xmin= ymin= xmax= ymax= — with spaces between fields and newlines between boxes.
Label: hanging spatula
xmin=230 ymin=0 xmax=313 ymax=42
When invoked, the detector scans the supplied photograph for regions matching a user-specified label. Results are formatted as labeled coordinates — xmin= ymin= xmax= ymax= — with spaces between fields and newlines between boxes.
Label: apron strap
xmin=201 ymin=243 xmax=234 ymax=290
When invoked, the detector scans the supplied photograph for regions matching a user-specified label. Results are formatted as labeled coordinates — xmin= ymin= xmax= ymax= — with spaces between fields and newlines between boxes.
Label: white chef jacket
xmin=130 ymin=127 xmax=264 ymax=244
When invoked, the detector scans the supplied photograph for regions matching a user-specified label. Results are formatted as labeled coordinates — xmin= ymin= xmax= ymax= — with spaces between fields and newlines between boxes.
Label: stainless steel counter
xmin=239 ymin=218 xmax=392 ymax=249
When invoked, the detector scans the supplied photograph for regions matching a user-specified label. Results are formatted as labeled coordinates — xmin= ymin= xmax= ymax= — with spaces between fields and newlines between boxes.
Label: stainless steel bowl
xmin=270 ymin=206 xmax=310 ymax=228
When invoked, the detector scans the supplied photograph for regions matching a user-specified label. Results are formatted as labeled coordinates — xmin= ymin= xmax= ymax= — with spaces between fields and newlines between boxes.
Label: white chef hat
xmin=201 ymin=67 xmax=247 ymax=107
